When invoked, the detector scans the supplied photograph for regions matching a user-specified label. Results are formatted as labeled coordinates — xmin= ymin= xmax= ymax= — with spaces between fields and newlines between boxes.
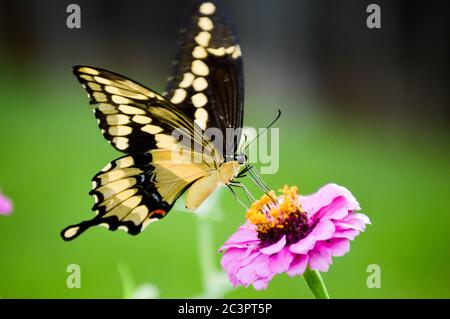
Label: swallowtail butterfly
xmin=61 ymin=1 xmax=258 ymax=240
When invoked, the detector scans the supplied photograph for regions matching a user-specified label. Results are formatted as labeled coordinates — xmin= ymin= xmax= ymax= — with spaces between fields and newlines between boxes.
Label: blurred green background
xmin=0 ymin=0 xmax=449 ymax=298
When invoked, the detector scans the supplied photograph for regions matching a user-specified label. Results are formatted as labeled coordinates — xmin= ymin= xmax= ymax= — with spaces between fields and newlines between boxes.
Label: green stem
xmin=117 ymin=263 xmax=135 ymax=299
xmin=302 ymin=268 xmax=330 ymax=299
xmin=197 ymin=216 xmax=214 ymax=292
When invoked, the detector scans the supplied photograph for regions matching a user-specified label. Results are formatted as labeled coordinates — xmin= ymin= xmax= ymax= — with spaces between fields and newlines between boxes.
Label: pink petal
xmin=225 ymin=227 xmax=259 ymax=244
xmin=235 ymin=265 xmax=258 ymax=284
xmin=219 ymin=241 xmax=260 ymax=251
xmin=235 ymin=253 xmax=271 ymax=285
xmin=233 ymin=251 xmax=261 ymax=273
xmin=309 ymin=219 xmax=335 ymax=241
xmin=268 ymin=247 xmax=295 ymax=273
xmin=0 ymin=193 xmax=13 ymax=215
xmin=252 ymin=254 xmax=272 ymax=277
xmin=333 ymin=229 xmax=360 ymax=240
xmin=327 ymin=238 xmax=350 ymax=257
xmin=219 ymin=226 xmax=259 ymax=251
xmin=253 ymin=279 xmax=269 ymax=291
xmin=313 ymin=197 xmax=350 ymax=221
xmin=300 ymin=183 xmax=360 ymax=217
xmin=334 ymin=219 xmax=366 ymax=232
xmin=221 ymin=249 xmax=260 ymax=276
xmin=227 ymin=274 xmax=239 ymax=287
xmin=352 ymin=213 xmax=371 ymax=224
xmin=221 ymin=248 xmax=247 ymax=268
xmin=289 ymin=235 xmax=316 ymax=254
xmin=260 ymin=235 xmax=286 ymax=255
xmin=287 ymin=254 xmax=308 ymax=276
xmin=308 ymin=247 xmax=332 ymax=272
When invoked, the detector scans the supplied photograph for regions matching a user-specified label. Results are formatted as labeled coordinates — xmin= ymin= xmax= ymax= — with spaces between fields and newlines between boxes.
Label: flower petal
xmin=253 ymin=279 xmax=270 ymax=291
xmin=235 ymin=265 xmax=258 ymax=285
xmin=0 ymin=193 xmax=12 ymax=215
xmin=219 ymin=225 xmax=259 ymax=251
xmin=300 ymin=183 xmax=360 ymax=217
xmin=235 ymin=253 xmax=271 ymax=285
xmin=221 ymin=249 xmax=260 ymax=276
xmin=253 ymin=254 xmax=272 ymax=277
xmin=352 ymin=213 xmax=371 ymax=225
xmin=289 ymin=235 xmax=316 ymax=254
xmin=269 ymin=247 xmax=295 ymax=273
xmin=309 ymin=219 xmax=335 ymax=241
xmin=326 ymin=238 xmax=350 ymax=257
xmin=221 ymin=248 xmax=247 ymax=269
xmin=225 ymin=227 xmax=259 ymax=244
xmin=313 ymin=197 xmax=349 ymax=221
xmin=308 ymin=247 xmax=332 ymax=272
xmin=334 ymin=219 xmax=366 ymax=232
xmin=260 ymin=235 xmax=286 ymax=255
xmin=287 ymin=254 xmax=308 ymax=276
xmin=235 ymin=250 xmax=261 ymax=269
xmin=333 ymin=229 xmax=360 ymax=240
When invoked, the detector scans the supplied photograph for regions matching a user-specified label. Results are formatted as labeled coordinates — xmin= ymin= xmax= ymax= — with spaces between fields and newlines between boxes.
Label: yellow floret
xmin=246 ymin=185 xmax=302 ymax=233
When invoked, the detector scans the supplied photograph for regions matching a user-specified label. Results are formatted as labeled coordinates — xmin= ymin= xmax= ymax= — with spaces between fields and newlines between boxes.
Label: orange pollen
xmin=245 ymin=185 xmax=305 ymax=232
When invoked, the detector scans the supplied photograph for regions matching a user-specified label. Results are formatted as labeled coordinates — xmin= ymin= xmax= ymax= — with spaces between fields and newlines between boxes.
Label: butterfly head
xmin=224 ymin=153 xmax=247 ymax=164
xmin=234 ymin=153 xmax=248 ymax=165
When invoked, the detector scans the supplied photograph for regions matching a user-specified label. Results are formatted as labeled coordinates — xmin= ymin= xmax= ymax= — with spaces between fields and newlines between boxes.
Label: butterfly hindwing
xmin=61 ymin=150 xmax=211 ymax=240
xmin=165 ymin=1 xmax=244 ymax=157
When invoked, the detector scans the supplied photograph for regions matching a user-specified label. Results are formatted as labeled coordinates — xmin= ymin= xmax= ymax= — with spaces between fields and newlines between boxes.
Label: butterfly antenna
xmin=243 ymin=109 xmax=282 ymax=153
xmin=238 ymin=133 xmax=249 ymax=154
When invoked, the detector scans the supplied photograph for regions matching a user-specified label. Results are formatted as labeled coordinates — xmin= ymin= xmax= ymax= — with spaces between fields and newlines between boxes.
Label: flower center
xmin=246 ymin=186 xmax=311 ymax=247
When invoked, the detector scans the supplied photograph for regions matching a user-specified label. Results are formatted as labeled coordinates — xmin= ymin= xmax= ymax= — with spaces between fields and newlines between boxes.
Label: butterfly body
xmin=186 ymin=160 xmax=241 ymax=209
xmin=61 ymin=1 xmax=247 ymax=240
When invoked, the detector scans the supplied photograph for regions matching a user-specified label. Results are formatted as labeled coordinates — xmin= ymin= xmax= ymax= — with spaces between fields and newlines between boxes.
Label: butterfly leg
xmin=227 ymin=184 xmax=249 ymax=209
xmin=236 ymin=164 xmax=266 ymax=192
xmin=251 ymin=166 xmax=270 ymax=190
xmin=228 ymin=181 xmax=256 ymax=204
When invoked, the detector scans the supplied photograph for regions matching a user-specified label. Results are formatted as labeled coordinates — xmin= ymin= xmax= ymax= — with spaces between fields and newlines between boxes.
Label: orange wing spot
xmin=149 ymin=209 xmax=167 ymax=218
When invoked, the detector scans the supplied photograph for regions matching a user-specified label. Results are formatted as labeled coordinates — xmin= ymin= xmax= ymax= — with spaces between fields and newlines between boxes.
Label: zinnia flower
xmin=0 ymin=191 xmax=13 ymax=215
xmin=219 ymin=184 xmax=370 ymax=290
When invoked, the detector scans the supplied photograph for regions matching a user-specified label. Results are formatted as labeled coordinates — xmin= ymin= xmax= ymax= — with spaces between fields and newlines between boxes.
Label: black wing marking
xmin=73 ymin=65 xmax=206 ymax=154
xmin=165 ymin=1 xmax=244 ymax=159
xmin=61 ymin=150 xmax=210 ymax=240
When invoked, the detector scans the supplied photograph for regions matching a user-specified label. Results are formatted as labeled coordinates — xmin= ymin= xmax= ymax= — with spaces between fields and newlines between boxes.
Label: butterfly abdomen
xmin=185 ymin=160 xmax=241 ymax=209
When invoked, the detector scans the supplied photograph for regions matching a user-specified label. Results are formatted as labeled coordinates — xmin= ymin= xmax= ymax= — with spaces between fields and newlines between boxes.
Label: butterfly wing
xmin=73 ymin=65 xmax=208 ymax=154
xmin=62 ymin=66 xmax=222 ymax=240
xmin=165 ymin=1 xmax=244 ymax=159
xmin=61 ymin=150 xmax=212 ymax=240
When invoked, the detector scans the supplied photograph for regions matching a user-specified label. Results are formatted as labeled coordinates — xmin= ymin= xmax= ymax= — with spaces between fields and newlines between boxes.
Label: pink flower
xmin=219 ymin=184 xmax=370 ymax=290
xmin=0 ymin=191 xmax=13 ymax=215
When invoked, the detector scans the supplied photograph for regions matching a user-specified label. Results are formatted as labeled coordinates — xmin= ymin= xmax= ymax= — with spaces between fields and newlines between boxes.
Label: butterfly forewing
xmin=73 ymin=65 xmax=206 ymax=154
xmin=165 ymin=1 xmax=244 ymax=157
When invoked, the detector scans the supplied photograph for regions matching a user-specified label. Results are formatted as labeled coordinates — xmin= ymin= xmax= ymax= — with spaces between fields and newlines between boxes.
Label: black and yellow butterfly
xmin=61 ymin=1 xmax=253 ymax=240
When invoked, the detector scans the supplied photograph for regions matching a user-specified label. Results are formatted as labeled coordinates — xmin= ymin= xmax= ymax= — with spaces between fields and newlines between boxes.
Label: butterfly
xmin=61 ymin=1 xmax=259 ymax=241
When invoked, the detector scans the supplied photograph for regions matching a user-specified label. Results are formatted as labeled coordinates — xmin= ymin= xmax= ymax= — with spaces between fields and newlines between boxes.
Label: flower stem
xmin=197 ymin=215 xmax=215 ymax=293
xmin=302 ymin=268 xmax=330 ymax=299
